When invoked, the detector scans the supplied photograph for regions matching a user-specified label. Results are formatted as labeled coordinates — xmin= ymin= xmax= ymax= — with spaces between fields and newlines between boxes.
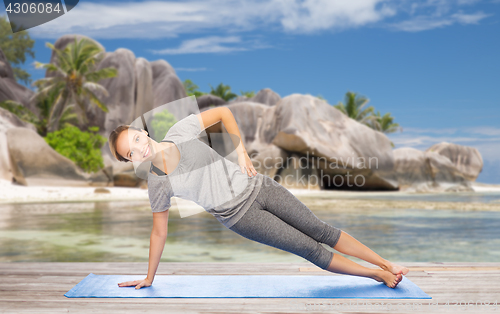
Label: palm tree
xmin=0 ymin=100 xmax=39 ymax=127
xmin=0 ymin=88 xmax=79 ymax=136
xmin=240 ymin=90 xmax=255 ymax=98
xmin=209 ymin=82 xmax=237 ymax=101
xmin=183 ymin=79 xmax=205 ymax=98
xmin=32 ymin=38 xmax=117 ymax=132
xmin=334 ymin=91 xmax=377 ymax=128
xmin=36 ymin=85 xmax=80 ymax=135
xmin=371 ymin=110 xmax=402 ymax=134
xmin=0 ymin=16 xmax=35 ymax=85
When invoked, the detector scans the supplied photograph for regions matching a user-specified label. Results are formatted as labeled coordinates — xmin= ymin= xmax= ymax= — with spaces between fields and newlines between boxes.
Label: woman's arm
xmin=147 ymin=210 xmax=169 ymax=282
xmin=118 ymin=210 xmax=169 ymax=289
xmin=196 ymin=107 xmax=257 ymax=176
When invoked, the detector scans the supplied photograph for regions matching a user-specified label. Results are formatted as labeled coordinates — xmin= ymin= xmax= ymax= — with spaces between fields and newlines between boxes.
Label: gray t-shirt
xmin=147 ymin=113 xmax=264 ymax=229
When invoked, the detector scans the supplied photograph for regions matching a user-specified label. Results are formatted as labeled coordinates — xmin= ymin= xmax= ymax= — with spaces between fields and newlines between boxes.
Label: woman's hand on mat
xmin=117 ymin=278 xmax=152 ymax=289
xmin=238 ymin=152 xmax=257 ymax=177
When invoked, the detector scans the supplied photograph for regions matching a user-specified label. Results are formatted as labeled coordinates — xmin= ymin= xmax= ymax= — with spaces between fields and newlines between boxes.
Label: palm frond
xmin=85 ymin=67 xmax=117 ymax=82
xmin=85 ymin=89 xmax=109 ymax=113
xmin=30 ymin=82 xmax=64 ymax=102
xmin=31 ymin=76 xmax=56 ymax=87
xmin=0 ymin=100 xmax=39 ymax=124
xmin=48 ymin=90 xmax=69 ymax=131
xmin=59 ymin=103 xmax=80 ymax=126
xmin=83 ymin=82 xmax=109 ymax=97
xmin=46 ymin=42 xmax=72 ymax=72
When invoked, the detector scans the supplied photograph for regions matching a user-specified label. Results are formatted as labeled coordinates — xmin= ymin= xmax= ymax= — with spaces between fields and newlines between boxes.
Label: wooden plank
xmin=407 ymin=267 xmax=500 ymax=271
xmin=1 ymin=262 xmax=500 ymax=314
xmin=300 ymin=266 xmax=500 ymax=271
xmin=0 ymin=299 xmax=496 ymax=314
xmin=2 ymin=261 xmax=498 ymax=273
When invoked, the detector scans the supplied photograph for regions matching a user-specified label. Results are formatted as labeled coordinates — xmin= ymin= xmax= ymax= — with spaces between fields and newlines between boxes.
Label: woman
xmin=109 ymin=107 xmax=409 ymax=290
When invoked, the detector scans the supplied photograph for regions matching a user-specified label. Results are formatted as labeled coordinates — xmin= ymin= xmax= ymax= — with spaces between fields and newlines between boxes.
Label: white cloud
xmin=27 ymin=0 xmax=494 ymax=42
xmin=452 ymin=11 xmax=491 ymax=24
xmin=464 ymin=126 xmax=500 ymax=136
xmin=30 ymin=0 xmax=274 ymax=39
xmin=389 ymin=134 xmax=499 ymax=147
xmin=386 ymin=11 xmax=490 ymax=31
xmin=278 ymin=0 xmax=397 ymax=33
xmin=396 ymin=126 xmax=500 ymax=136
xmin=387 ymin=16 xmax=455 ymax=31
xmin=149 ymin=36 xmax=249 ymax=54
xmin=400 ymin=127 xmax=459 ymax=134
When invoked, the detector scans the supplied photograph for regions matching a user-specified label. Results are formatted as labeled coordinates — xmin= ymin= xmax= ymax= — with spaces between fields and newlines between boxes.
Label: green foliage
xmin=209 ymin=82 xmax=237 ymax=101
xmin=35 ymin=85 xmax=81 ymax=136
xmin=44 ymin=126 xmax=107 ymax=173
xmin=0 ymin=16 xmax=35 ymax=85
xmin=371 ymin=110 xmax=402 ymax=134
xmin=0 ymin=100 xmax=39 ymax=126
xmin=0 ymin=87 xmax=80 ymax=137
xmin=334 ymin=91 xmax=377 ymax=128
xmin=149 ymin=110 xmax=177 ymax=142
xmin=183 ymin=80 xmax=253 ymax=100
xmin=240 ymin=90 xmax=255 ymax=98
xmin=333 ymin=91 xmax=402 ymax=148
xmin=183 ymin=79 xmax=206 ymax=98
xmin=33 ymin=37 xmax=117 ymax=133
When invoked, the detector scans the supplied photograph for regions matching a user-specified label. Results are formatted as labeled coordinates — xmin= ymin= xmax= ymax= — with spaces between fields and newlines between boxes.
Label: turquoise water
xmin=0 ymin=195 xmax=499 ymax=263
xmin=326 ymin=191 xmax=500 ymax=203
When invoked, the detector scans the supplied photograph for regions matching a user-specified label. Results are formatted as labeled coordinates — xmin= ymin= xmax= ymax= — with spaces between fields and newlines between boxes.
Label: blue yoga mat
xmin=65 ymin=274 xmax=431 ymax=299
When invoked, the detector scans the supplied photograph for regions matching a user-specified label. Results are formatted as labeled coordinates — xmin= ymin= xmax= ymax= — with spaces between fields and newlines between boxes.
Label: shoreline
xmin=0 ymin=179 xmax=150 ymax=205
xmin=295 ymin=196 xmax=500 ymax=212
xmin=1 ymin=179 xmax=500 ymax=210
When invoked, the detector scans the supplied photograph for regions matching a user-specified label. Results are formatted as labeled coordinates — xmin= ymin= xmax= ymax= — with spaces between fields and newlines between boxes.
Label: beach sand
xmin=0 ymin=179 xmax=149 ymax=204
xmin=1 ymin=179 xmax=499 ymax=211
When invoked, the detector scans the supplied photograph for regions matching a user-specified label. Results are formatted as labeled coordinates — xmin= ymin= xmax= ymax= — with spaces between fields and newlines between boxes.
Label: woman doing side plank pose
xmin=108 ymin=107 xmax=409 ymax=290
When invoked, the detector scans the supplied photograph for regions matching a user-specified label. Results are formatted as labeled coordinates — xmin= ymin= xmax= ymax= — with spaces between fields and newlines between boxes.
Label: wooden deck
xmin=1 ymin=262 xmax=499 ymax=313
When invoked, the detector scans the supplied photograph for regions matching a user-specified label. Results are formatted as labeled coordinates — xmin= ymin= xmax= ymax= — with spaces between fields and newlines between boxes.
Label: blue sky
xmin=4 ymin=0 xmax=500 ymax=183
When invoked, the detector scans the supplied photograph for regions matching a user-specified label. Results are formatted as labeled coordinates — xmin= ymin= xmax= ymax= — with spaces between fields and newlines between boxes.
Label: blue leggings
xmin=229 ymin=175 xmax=342 ymax=270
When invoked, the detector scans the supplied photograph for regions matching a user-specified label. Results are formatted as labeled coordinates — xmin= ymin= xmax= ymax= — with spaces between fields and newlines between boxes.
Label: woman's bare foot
xmin=382 ymin=260 xmax=409 ymax=276
xmin=372 ymin=270 xmax=403 ymax=288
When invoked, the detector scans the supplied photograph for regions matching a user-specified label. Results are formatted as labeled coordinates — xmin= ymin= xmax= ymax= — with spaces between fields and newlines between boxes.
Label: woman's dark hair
xmin=108 ymin=125 xmax=143 ymax=162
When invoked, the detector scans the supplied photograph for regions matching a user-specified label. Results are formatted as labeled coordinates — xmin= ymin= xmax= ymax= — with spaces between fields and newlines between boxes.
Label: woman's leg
xmin=257 ymin=176 xmax=408 ymax=276
xmin=333 ymin=231 xmax=409 ymax=276
xmin=230 ymin=185 xmax=403 ymax=288
xmin=255 ymin=176 xmax=342 ymax=248
xmin=230 ymin=199 xmax=336 ymax=271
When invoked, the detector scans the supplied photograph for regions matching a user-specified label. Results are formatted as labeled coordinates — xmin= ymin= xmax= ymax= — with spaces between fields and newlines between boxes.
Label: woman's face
xmin=116 ymin=128 xmax=154 ymax=162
